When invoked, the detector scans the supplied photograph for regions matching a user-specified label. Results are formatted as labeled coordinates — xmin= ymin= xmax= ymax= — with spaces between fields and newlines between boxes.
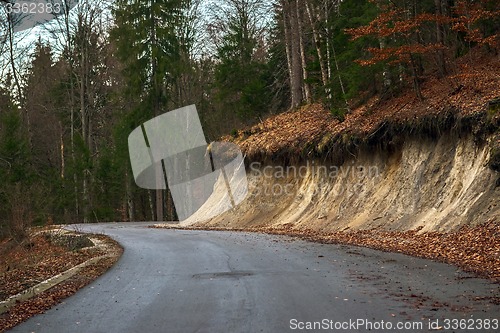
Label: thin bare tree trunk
xmin=62 ymin=4 xmax=79 ymax=219
xmin=288 ymin=0 xmax=303 ymax=108
xmin=282 ymin=1 xmax=294 ymax=106
xmin=126 ymin=169 xmax=134 ymax=221
xmin=305 ymin=1 xmax=328 ymax=88
xmin=324 ymin=0 xmax=333 ymax=99
xmin=297 ymin=0 xmax=311 ymax=103
xmin=80 ymin=33 xmax=89 ymax=223
xmin=434 ymin=0 xmax=446 ymax=77
xmin=331 ymin=40 xmax=350 ymax=112
xmin=151 ymin=8 xmax=164 ymax=222
xmin=409 ymin=53 xmax=423 ymax=101
xmin=60 ymin=121 xmax=65 ymax=179
xmin=148 ymin=190 xmax=155 ymax=221
xmin=7 ymin=15 xmax=23 ymax=106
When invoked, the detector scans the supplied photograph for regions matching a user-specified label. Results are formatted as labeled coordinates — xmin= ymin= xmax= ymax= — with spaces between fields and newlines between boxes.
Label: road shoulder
xmin=0 ymin=227 xmax=123 ymax=332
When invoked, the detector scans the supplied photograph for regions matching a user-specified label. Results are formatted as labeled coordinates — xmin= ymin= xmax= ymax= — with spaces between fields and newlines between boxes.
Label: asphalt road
xmin=9 ymin=223 xmax=500 ymax=333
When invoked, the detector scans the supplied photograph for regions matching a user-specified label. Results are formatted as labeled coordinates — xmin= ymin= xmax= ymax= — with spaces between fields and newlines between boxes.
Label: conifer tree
xmin=111 ymin=0 xmax=185 ymax=221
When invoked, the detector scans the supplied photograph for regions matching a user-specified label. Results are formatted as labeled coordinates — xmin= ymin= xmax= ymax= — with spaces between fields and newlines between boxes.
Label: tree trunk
xmin=63 ymin=8 xmax=79 ymax=219
xmin=434 ymin=0 xmax=446 ymax=76
xmin=324 ymin=0 xmax=333 ymax=99
xmin=126 ymin=169 xmax=134 ymax=221
xmin=409 ymin=53 xmax=423 ymax=101
xmin=282 ymin=1 xmax=294 ymax=106
xmin=151 ymin=7 xmax=164 ymax=222
xmin=331 ymin=40 xmax=350 ymax=112
xmin=305 ymin=1 xmax=328 ymax=88
xmin=80 ymin=35 xmax=89 ymax=223
xmin=60 ymin=121 xmax=65 ymax=179
xmin=297 ymin=0 xmax=311 ymax=103
xmin=288 ymin=0 xmax=303 ymax=108
xmin=148 ymin=190 xmax=155 ymax=221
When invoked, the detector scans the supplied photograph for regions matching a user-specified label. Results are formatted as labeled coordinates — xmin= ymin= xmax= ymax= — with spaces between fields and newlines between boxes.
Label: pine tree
xmin=111 ymin=0 xmax=185 ymax=221
xmin=0 ymin=75 xmax=33 ymax=240
xmin=212 ymin=0 xmax=272 ymax=120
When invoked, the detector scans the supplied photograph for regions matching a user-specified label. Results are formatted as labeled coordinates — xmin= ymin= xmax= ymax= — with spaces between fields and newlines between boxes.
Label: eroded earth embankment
xmin=175 ymin=129 xmax=500 ymax=281
xmin=188 ymin=132 xmax=498 ymax=233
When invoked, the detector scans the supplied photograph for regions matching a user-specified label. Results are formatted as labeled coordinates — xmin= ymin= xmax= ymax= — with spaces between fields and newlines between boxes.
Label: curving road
xmin=9 ymin=223 xmax=500 ymax=332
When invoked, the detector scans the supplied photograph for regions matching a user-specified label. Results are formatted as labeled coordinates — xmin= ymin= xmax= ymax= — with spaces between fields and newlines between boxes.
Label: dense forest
xmin=0 ymin=0 xmax=498 ymax=238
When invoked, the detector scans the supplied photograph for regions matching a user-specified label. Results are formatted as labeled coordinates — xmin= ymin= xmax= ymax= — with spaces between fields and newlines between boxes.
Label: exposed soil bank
xmin=188 ymin=133 xmax=498 ymax=233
